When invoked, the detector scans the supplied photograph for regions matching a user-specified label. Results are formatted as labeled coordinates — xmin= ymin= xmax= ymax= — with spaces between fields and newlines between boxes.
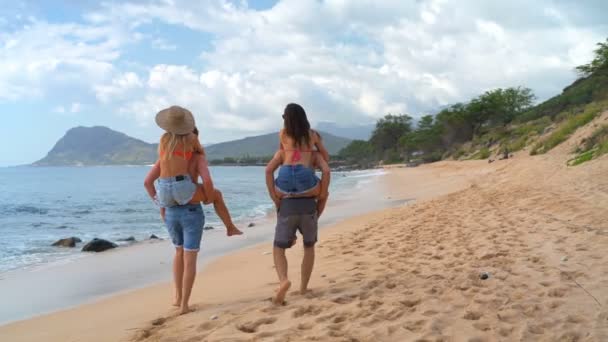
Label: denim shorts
xmin=275 ymin=165 xmax=319 ymax=195
xmin=164 ymin=204 xmax=205 ymax=251
xmin=157 ymin=175 xmax=196 ymax=208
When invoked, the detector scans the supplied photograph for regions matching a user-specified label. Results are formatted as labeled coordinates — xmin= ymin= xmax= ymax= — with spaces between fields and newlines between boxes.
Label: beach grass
xmin=568 ymin=124 xmax=608 ymax=165
xmin=531 ymin=102 xmax=606 ymax=155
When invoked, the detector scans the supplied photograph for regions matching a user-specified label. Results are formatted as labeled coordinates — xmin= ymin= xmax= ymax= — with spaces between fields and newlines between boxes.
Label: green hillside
xmin=205 ymin=131 xmax=351 ymax=161
xmin=33 ymin=126 xmax=158 ymax=166
xmin=33 ymin=127 xmax=351 ymax=166
xmin=338 ymin=37 xmax=608 ymax=166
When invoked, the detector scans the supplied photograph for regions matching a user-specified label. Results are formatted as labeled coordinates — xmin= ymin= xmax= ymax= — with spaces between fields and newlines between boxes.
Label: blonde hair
xmin=159 ymin=132 xmax=205 ymax=160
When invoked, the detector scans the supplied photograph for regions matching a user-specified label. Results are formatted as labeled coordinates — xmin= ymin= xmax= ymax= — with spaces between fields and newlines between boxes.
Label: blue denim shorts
xmin=164 ymin=203 xmax=205 ymax=251
xmin=157 ymin=175 xmax=196 ymax=208
xmin=275 ymin=165 xmax=319 ymax=195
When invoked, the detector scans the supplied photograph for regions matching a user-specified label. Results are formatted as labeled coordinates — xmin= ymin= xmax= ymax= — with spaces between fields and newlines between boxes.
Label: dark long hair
xmin=283 ymin=103 xmax=311 ymax=148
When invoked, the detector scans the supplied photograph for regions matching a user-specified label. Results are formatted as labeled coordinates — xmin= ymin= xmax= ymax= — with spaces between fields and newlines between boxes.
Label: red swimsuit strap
xmin=159 ymin=150 xmax=193 ymax=161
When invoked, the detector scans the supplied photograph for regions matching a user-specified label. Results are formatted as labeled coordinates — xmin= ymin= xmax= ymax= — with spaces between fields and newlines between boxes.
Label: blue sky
xmin=1 ymin=0 xmax=607 ymax=166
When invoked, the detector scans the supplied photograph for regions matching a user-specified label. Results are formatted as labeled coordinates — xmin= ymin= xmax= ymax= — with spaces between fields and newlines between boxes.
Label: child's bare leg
xmin=191 ymin=185 xmax=207 ymax=203
xmin=212 ymin=189 xmax=243 ymax=236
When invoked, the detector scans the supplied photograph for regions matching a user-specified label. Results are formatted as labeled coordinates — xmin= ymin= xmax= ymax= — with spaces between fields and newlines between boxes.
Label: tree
xmin=369 ymin=114 xmax=413 ymax=152
xmin=576 ymin=38 xmax=608 ymax=77
xmin=466 ymin=87 xmax=535 ymax=132
xmin=435 ymin=103 xmax=473 ymax=146
xmin=339 ymin=140 xmax=374 ymax=163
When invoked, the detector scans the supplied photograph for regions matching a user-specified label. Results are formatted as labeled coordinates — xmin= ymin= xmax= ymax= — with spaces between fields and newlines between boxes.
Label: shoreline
xmin=0 ymin=167 xmax=397 ymax=325
xmin=0 ymin=160 xmax=493 ymax=341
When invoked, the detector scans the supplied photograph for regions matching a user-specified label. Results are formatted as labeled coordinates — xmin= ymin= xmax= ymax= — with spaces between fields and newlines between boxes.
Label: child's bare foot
xmin=273 ymin=280 xmax=291 ymax=305
xmin=172 ymin=299 xmax=181 ymax=307
xmin=227 ymin=225 xmax=243 ymax=236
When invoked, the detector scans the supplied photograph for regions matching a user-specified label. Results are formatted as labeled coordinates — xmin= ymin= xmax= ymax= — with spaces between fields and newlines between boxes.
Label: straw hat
xmin=155 ymin=106 xmax=195 ymax=135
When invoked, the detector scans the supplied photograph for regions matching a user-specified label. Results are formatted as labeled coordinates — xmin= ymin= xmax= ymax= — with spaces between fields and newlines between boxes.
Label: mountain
xmin=33 ymin=126 xmax=158 ymax=166
xmin=205 ymin=131 xmax=352 ymax=160
xmin=316 ymin=122 xmax=375 ymax=140
xmin=33 ymin=126 xmax=352 ymax=166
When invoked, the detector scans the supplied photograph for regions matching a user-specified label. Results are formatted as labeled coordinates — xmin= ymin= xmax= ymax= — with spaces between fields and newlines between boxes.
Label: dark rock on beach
xmin=81 ymin=238 xmax=118 ymax=252
xmin=149 ymin=234 xmax=159 ymax=240
xmin=52 ymin=237 xmax=82 ymax=248
xmin=248 ymin=223 xmax=256 ymax=228
xmin=203 ymin=226 xmax=214 ymax=231
xmin=117 ymin=236 xmax=136 ymax=242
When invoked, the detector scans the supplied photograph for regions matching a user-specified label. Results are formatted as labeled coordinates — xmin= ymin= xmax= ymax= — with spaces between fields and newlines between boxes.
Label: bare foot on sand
xmin=179 ymin=305 xmax=195 ymax=315
xmin=227 ymin=225 xmax=243 ymax=237
xmin=172 ymin=300 xmax=181 ymax=307
xmin=273 ymin=280 xmax=291 ymax=305
xmin=299 ymin=288 xmax=311 ymax=295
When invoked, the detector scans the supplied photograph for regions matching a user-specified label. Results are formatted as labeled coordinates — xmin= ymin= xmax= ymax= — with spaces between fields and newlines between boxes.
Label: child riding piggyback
xmin=269 ymin=103 xmax=330 ymax=215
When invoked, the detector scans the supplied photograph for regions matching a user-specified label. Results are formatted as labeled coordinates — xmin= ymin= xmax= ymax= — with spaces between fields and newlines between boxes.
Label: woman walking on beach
xmin=144 ymin=105 xmax=241 ymax=314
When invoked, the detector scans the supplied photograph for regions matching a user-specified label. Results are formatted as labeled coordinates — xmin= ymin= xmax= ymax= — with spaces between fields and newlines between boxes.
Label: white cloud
xmin=94 ymin=71 xmax=143 ymax=103
xmin=70 ymin=102 xmax=81 ymax=113
xmin=2 ymin=0 xmax=607 ymax=143
xmin=0 ymin=18 xmax=130 ymax=101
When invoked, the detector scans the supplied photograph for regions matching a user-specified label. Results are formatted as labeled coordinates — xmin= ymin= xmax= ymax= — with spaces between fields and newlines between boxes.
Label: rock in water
xmin=52 ymin=237 xmax=82 ymax=248
xmin=203 ymin=226 xmax=214 ymax=231
xmin=117 ymin=236 xmax=136 ymax=242
xmin=149 ymin=234 xmax=159 ymax=239
xmin=81 ymin=238 xmax=118 ymax=252
xmin=248 ymin=223 xmax=255 ymax=228
xmin=116 ymin=236 xmax=136 ymax=242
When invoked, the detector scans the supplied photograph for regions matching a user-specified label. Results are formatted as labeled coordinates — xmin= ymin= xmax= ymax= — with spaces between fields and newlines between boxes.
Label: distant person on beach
xmin=271 ymin=103 xmax=331 ymax=215
xmin=143 ymin=105 xmax=242 ymax=314
xmin=265 ymin=103 xmax=331 ymax=304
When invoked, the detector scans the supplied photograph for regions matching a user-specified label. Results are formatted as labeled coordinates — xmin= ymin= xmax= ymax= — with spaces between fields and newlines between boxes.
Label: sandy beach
xmin=2 ymin=115 xmax=608 ymax=341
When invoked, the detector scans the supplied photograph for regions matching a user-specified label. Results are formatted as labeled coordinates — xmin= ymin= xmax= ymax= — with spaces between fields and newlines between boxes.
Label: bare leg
xmin=273 ymin=247 xmax=291 ymax=304
xmin=300 ymin=246 xmax=315 ymax=293
xmin=212 ymin=189 xmax=243 ymax=236
xmin=316 ymin=197 xmax=327 ymax=218
xmin=180 ymin=250 xmax=198 ymax=314
xmin=172 ymin=247 xmax=184 ymax=306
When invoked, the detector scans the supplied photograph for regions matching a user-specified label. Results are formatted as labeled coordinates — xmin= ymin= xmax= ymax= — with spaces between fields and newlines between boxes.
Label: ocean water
xmin=0 ymin=166 xmax=382 ymax=274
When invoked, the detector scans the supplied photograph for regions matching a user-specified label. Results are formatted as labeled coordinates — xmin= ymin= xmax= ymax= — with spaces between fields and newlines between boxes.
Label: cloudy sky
xmin=0 ymin=0 xmax=606 ymax=166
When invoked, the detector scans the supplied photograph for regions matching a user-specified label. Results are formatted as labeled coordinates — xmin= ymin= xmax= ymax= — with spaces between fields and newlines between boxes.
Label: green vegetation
xmin=531 ymin=102 xmax=605 ymax=155
xmin=576 ymin=38 xmax=608 ymax=77
xmin=568 ymin=125 xmax=608 ymax=166
xmin=205 ymin=131 xmax=351 ymax=161
xmin=337 ymin=37 xmax=608 ymax=167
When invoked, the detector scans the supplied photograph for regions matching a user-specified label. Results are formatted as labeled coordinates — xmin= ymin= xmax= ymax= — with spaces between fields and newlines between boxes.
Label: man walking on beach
xmin=265 ymin=153 xmax=330 ymax=304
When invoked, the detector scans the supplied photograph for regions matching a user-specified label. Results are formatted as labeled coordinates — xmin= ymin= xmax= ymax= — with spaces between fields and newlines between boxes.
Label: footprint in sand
xmin=292 ymin=305 xmax=323 ymax=318
xmin=297 ymin=322 xmax=313 ymax=330
xmin=548 ymin=287 xmax=570 ymax=298
xmin=527 ymin=323 xmax=545 ymax=335
xmin=236 ymin=317 xmax=277 ymax=333
xmin=331 ymin=294 xmax=357 ymax=305
xmin=399 ymin=297 xmax=421 ymax=308
xmin=463 ymin=311 xmax=483 ymax=321
xmin=472 ymin=322 xmax=491 ymax=332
